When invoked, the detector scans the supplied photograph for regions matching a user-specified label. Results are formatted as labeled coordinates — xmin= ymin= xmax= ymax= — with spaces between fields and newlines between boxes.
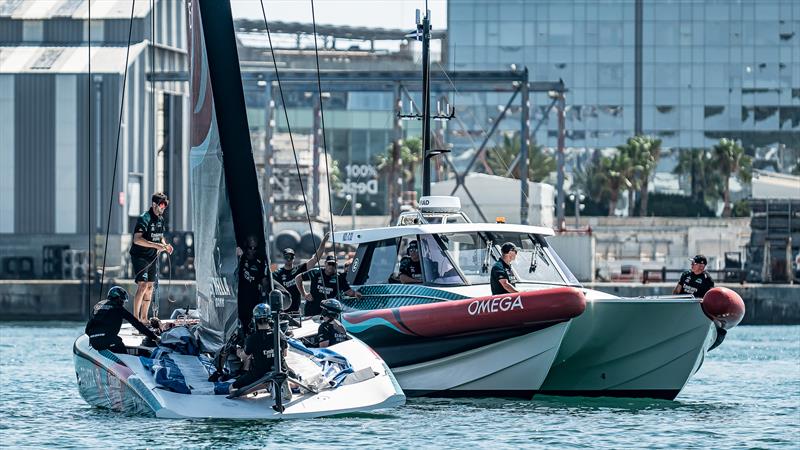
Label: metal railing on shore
xmin=642 ymin=268 xmax=748 ymax=285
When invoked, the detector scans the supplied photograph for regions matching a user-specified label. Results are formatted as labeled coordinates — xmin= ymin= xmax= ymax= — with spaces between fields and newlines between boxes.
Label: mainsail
xmin=187 ymin=0 xmax=267 ymax=352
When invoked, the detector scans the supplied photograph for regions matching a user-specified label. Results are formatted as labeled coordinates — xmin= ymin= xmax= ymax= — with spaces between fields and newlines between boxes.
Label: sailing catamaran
xmin=73 ymin=0 xmax=404 ymax=419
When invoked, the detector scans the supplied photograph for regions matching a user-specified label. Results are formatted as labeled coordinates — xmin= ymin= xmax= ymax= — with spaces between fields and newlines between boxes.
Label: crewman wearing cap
xmin=294 ymin=254 xmax=362 ymax=317
xmin=272 ymin=232 xmax=330 ymax=313
xmin=673 ymin=254 xmax=715 ymax=298
xmin=398 ymin=240 xmax=423 ymax=284
xmin=490 ymin=242 xmax=520 ymax=295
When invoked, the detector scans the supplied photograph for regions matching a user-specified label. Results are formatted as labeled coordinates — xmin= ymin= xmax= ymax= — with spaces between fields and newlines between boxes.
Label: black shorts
xmin=233 ymin=370 xmax=272 ymax=389
xmin=131 ymin=255 xmax=158 ymax=283
xmin=90 ymin=336 xmax=127 ymax=354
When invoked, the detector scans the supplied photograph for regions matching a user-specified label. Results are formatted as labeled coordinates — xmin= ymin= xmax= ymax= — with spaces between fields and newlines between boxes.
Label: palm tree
xmin=374 ymin=136 xmax=423 ymax=195
xmin=617 ymin=139 xmax=644 ymax=216
xmin=485 ymin=133 xmax=556 ymax=182
xmin=712 ymin=138 xmax=752 ymax=217
xmin=633 ymin=135 xmax=662 ymax=216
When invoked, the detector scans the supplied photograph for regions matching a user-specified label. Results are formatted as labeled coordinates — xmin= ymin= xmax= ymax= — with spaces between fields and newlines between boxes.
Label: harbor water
xmin=1 ymin=323 xmax=798 ymax=449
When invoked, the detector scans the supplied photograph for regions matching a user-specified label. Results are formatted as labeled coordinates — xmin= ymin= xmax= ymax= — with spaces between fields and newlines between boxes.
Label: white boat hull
xmin=73 ymin=321 xmax=404 ymax=419
xmin=393 ymin=322 xmax=570 ymax=397
xmin=538 ymin=294 xmax=716 ymax=399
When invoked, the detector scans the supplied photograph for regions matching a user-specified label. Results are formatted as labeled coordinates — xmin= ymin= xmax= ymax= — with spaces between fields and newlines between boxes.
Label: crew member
xmin=272 ymin=232 xmax=329 ymax=314
xmin=129 ymin=192 xmax=173 ymax=322
xmin=85 ymin=286 xmax=159 ymax=353
xmin=398 ymin=240 xmax=423 ymax=284
xmin=317 ymin=299 xmax=350 ymax=348
xmin=673 ymin=254 xmax=715 ymax=298
xmin=490 ymin=242 xmax=519 ymax=295
xmin=237 ymin=235 xmax=270 ymax=335
xmin=295 ymin=255 xmax=362 ymax=317
xmin=229 ymin=303 xmax=289 ymax=397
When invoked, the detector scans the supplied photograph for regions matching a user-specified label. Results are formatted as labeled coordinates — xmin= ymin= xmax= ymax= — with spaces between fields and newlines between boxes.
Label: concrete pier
xmin=0 ymin=280 xmax=797 ymax=324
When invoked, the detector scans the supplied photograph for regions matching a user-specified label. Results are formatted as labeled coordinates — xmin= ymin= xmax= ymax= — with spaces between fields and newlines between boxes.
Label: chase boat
xmin=334 ymin=196 xmax=745 ymax=399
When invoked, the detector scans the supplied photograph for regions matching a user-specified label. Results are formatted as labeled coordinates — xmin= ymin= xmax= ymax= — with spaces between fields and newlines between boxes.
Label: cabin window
xmin=437 ymin=232 xmax=492 ymax=284
xmin=487 ymin=232 xmax=567 ymax=285
xmin=418 ymin=234 xmax=463 ymax=285
xmin=348 ymin=239 xmax=399 ymax=285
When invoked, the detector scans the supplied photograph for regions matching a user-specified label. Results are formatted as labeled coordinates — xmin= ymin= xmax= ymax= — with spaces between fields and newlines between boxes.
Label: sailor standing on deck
xmin=85 ymin=286 xmax=159 ymax=353
xmin=295 ymin=255 xmax=362 ymax=317
xmin=236 ymin=235 xmax=270 ymax=335
xmin=129 ymin=192 xmax=173 ymax=322
xmin=490 ymin=242 xmax=520 ymax=295
xmin=673 ymin=254 xmax=715 ymax=298
xmin=272 ymin=232 xmax=329 ymax=314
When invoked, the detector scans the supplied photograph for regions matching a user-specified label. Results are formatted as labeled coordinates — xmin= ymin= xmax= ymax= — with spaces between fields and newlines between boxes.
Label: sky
xmin=230 ymin=0 xmax=447 ymax=31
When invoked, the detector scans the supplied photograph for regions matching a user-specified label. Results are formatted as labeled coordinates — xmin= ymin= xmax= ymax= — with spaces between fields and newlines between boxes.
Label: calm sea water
xmin=0 ymin=323 xmax=798 ymax=449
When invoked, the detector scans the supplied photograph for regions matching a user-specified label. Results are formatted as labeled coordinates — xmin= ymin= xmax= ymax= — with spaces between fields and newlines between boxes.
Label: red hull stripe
xmin=345 ymin=287 xmax=586 ymax=338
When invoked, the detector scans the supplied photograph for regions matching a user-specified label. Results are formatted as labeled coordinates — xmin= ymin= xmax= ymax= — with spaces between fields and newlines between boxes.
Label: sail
xmin=187 ymin=0 xmax=267 ymax=352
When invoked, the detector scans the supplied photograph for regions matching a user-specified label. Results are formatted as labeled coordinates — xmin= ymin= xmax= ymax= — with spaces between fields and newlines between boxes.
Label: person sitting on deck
xmin=398 ymin=240 xmax=423 ymax=284
xmin=85 ymin=286 xmax=159 ymax=354
xmin=228 ymin=303 xmax=289 ymax=397
xmin=316 ymin=299 xmax=350 ymax=348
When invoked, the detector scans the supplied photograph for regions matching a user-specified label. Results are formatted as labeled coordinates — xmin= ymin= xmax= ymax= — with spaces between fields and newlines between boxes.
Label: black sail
xmin=187 ymin=0 xmax=266 ymax=352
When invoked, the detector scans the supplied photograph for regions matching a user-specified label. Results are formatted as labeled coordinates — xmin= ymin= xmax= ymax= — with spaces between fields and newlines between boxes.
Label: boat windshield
xmin=431 ymin=231 xmax=579 ymax=286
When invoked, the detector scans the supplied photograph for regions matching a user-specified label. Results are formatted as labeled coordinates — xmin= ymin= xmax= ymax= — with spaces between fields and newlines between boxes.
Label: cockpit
xmin=341 ymin=228 xmax=581 ymax=289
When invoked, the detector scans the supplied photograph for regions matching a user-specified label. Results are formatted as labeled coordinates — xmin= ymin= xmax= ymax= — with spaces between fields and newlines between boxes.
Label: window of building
xmin=22 ymin=20 xmax=43 ymax=42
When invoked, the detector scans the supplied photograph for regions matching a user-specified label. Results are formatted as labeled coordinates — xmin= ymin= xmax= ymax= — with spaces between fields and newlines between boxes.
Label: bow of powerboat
xmin=538 ymin=286 xmax=745 ymax=399
xmin=73 ymin=319 xmax=404 ymax=419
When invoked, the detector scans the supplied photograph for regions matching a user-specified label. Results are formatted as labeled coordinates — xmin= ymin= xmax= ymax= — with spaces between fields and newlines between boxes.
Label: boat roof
xmin=335 ymin=222 xmax=555 ymax=245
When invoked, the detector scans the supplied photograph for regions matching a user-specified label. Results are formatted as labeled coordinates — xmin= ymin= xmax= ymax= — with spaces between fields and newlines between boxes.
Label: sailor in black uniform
xmin=85 ymin=286 xmax=159 ymax=353
xmin=490 ymin=242 xmax=520 ymax=295
xmin=316 ymin=299 xmax=350 ymax=348
xmin=272 ymin=232 xmax=329 ymax=314
xmin=294 ymin=255 xmax=362 ymax=317
xmin=129 ymin=192 xmax=173 ymax=322
xmin=398 ymin=240 xmax=423 ymax=284
xmin=229 ymin=303 xmax=288 ymax=396
xmin=237 ymin=235 xmax=269 ymax=335
xmin=673 ymin=254 xmax=715 ymax=298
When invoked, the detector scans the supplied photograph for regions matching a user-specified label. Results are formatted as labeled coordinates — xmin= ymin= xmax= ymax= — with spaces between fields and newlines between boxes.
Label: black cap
xmin=283 ymin=248 xmax=295 ymax=256
xmin=325 ymin=255 xmax=337 ymax=265
xmin=691 ymin=255 xmax=708 ymax=265
xmin=152 ymin=192 xmax=169 ymax=204
xmin=500 ymin=242 xmax=518 ymax=254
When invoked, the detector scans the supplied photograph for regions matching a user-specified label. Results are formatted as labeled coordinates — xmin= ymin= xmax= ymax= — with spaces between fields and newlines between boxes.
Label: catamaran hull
xmin=538 ymin=296 xmax=718 ymax=400
xmin=73 ymin=331 xmax=405 ymax=419
xmin=395 ymin=321 xmax=569 ymax=397
xmin=343 ymin=287 xmax=587 ymax=397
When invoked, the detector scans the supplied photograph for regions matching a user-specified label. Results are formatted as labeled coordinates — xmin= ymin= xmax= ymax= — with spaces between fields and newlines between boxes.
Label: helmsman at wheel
xmin=490 ymin=242 xmax=520 ymax=295
xmin=129 ymin=192 xmax=173 ymax=322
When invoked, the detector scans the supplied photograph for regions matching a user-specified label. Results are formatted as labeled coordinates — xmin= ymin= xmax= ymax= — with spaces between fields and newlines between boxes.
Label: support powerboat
xmin=333 ymin=196 xmax=745 ymax=399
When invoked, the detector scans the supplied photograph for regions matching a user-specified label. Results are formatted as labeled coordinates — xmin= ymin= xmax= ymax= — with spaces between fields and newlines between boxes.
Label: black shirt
xmin=244 ymin=329 xmax=287 ymax=375
xmin=318 ymin=319 xmax=349 ymax=347
xmin=677 ymin=271 xmax=715 ymax=298
xmin=272 ymin=265 xmax=306 ymax=303
xmin=399 ymin=256 xmax=423 ymax=281
xmin=301 ymin=268 xmax=352 ymax=303
xmin=490 ymin=259 xmax=517 ymax=295
xmin=129 ymin=209 xmax=167 ymax=259
xmin=238 ymin=255 xmax=267 ymax=288
xmin=85 ymin=299 xmax=158 ymax=341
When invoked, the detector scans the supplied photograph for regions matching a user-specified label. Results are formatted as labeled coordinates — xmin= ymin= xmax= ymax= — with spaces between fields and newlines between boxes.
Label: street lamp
xmin=568 ymin=191 xmax=586 ymax=228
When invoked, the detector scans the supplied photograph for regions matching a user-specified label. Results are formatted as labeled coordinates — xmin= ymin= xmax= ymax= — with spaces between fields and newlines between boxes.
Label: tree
xmin=633 ymin=135 xmax=662 ymax=216
xmin=672 ymin=148 xmax=722 ymax=206
xmin=712 ymin=138 xmax=752 ymax=217
xmin=485 ymin=133 xmax=556 ymax=183
xmin=374 ymin=136 xmax=423 ymax=195
xmin=601 ymin=152 xmax=634 ymax=216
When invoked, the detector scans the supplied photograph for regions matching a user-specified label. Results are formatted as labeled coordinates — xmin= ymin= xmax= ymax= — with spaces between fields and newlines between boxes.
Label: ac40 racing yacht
xmin=333 ymin=196 xmax=745 ymax=400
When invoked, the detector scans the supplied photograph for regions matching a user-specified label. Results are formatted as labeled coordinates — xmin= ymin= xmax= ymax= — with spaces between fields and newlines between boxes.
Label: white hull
xmin=74 ymin=321 xmax=404 ymax=419
xmin=393 ymin=322 xmax=569 ymax=397
xmin=539 ymin=292 xmax=716 ymax=399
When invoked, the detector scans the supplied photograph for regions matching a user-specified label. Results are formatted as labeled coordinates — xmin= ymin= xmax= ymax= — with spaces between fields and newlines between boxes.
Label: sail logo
xmin=467 ymin=295 xmax=524 ymax=316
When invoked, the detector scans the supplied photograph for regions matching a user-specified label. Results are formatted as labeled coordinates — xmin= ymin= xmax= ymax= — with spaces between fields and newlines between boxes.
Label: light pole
xmin=569 ymin=191 xmax=585 ymax=228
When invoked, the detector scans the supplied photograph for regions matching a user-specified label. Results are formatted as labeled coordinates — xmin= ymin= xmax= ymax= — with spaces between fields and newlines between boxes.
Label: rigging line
xmin=258 ymin=0 xmax=321 ymax=273
xmin=309 ymin=0 xmax=338 ymax=264
xmin=98 ymin=0 xmax=137 ymax=301
xmin=87 ymin=0 xmax=91 ymax=303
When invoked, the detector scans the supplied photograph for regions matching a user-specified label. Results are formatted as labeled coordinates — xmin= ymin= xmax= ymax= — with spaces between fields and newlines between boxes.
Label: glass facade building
xmin=448 ymin=0 xmax=799 ymax=171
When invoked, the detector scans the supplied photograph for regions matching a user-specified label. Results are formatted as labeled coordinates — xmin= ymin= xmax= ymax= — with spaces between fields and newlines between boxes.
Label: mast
xmin=420 ymin=10 xmax=432 ymax=197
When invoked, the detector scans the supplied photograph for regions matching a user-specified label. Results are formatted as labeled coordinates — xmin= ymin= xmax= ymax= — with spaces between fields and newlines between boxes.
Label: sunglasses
xmin=158 ymin=202 xmax=168 ymax=208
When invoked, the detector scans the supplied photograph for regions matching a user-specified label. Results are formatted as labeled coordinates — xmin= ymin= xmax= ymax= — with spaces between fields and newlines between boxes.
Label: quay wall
xmin=0 ymin=280 xmax=797 ymax=325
